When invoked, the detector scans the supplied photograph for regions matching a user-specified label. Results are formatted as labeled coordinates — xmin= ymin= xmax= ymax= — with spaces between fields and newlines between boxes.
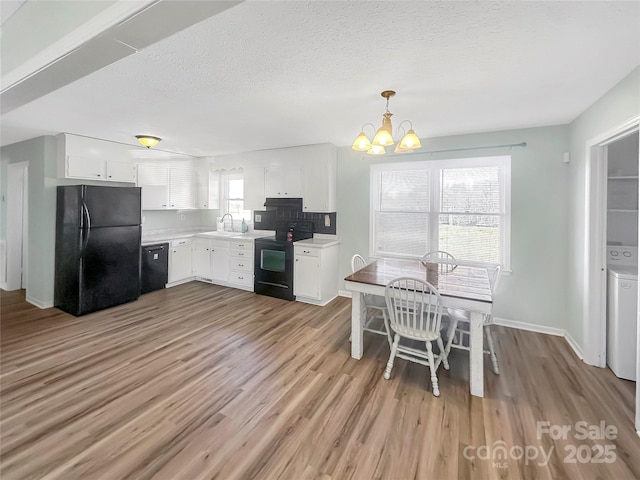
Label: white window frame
xmin=220 ymin=172 xmax=251 ymax=225
xmin=369 ymin=155 xmax=511 ymax=270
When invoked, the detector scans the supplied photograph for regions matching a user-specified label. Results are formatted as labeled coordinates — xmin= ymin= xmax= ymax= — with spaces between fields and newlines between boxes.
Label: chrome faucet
xmin=219 ymin=213 xmax=234 ymax=232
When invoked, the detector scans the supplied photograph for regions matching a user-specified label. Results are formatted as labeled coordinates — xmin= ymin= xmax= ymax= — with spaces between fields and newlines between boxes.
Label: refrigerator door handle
xmin=81 ymin=202 xmax=91 ymax=254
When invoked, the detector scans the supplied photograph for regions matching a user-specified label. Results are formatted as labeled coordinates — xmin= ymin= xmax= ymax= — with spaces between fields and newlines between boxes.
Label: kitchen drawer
xmin=171 ymin=238 xmax=192 ymax=247
xmin=229 ymin=240 xmax=252 ymax=251
xmin=229 ymin=258 xmax=253 ymax=272
xmin=231 ymin=248 xmax=251 ymax=260
xmin=294 ymin=246 xmax=320 ymax=257
xmin=228 ymin=271 xmax=252 ymax=286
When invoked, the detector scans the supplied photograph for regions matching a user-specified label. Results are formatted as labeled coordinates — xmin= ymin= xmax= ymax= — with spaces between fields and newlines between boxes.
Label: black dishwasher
xmin=141 ymin=243 xmax=169 ymax=294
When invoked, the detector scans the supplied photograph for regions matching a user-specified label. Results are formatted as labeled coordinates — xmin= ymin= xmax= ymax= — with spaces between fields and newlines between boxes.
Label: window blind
xmin=370 ymin=156 xmax=510 ymax=267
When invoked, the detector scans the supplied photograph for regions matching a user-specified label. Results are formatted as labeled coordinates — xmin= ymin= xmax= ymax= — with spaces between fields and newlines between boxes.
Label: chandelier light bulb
xmin=352 ymin=90 xmax=421 ymax=155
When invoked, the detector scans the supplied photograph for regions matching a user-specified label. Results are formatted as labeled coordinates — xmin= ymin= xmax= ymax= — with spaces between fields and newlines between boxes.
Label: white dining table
xmin=344 ymin=257 xmax=493 ymax=397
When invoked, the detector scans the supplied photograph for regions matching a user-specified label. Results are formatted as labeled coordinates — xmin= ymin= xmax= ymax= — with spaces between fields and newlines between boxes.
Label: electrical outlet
xmin=324 ymin=215 xmax=330 ymax=227
xmin=255 ymin=214 xmax=262 ymax=222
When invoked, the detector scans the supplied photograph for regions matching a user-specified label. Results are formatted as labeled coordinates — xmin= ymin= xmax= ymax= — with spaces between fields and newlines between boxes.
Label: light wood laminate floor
xmin=1 ymin=283 xmax=639 ymax=479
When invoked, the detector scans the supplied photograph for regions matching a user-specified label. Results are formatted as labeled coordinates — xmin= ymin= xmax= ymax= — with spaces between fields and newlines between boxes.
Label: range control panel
xmin=607 ymin=245 xmax=638 ymax=266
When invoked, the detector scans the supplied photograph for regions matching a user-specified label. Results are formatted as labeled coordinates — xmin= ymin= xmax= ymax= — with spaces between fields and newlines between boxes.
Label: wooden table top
xmin=344 ymin=257 xmax=493 ymax=304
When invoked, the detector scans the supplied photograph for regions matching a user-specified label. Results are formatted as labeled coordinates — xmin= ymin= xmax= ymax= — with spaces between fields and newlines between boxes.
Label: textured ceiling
xmin=1 ymin=0 xmax=639 ymax=157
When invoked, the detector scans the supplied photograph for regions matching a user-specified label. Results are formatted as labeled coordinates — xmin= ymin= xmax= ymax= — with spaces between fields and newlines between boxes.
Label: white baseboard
xmin=493 ymin=317 xmax=565 ymax=336
xmin=563 ymin=331 xmax=584 ymax=360
xmin=26 ymin=295 xmax=54 ymax=309
xmin=338 ymin=290 xmax=352 ymax=298
xmin=493 ymin=317 xmax=584 ymax=361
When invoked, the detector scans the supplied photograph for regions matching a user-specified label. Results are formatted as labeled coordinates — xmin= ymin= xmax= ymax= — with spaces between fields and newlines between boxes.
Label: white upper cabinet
xmin=137 ymin=164 xmax=169 ymax=209
xmin=106 ymin=160 xmax=136 ymax=182
xmin=243 ymin=166 xmax=266 ymax=211
xmin=57 ymin=134 xmax=136 ymax=183
xmin=196 ymin=163 xmax=220 ymax=209
xmin=265 ymin=166 xmax=303 ymax=197
xmin=216 ymin=144 xmax=337 ymax=213
xmin=137 ymin=162 xmax=196 ymax=210
xmin=302 ymin=144 xmax=336 ymax=212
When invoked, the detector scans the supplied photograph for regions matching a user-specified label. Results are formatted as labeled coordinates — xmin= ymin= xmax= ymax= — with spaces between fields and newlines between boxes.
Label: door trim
xmin=5 ymin=162 xmax=28 ymax=291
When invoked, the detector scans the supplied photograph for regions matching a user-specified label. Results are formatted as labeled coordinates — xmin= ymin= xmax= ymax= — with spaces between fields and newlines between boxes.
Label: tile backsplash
xmin=253 ymin=202 xmax=336 ymax=235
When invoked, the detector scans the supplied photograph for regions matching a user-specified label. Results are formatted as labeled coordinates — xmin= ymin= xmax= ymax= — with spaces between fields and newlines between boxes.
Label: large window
xmin=370 ymin=156 xmax=511 ymax=268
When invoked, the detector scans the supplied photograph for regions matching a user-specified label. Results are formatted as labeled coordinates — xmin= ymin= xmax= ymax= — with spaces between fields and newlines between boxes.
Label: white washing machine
xmin=607 ymin=245 xmax=638 ymax=381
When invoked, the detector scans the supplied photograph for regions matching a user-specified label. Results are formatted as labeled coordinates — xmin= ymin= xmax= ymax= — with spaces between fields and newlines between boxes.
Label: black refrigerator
xmin=55 ymin=185 xmax=142 ymax=316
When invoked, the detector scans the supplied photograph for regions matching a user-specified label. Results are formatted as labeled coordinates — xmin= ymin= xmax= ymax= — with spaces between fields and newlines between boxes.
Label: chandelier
xmin=352 ymin=90 xmax=422 ymax=155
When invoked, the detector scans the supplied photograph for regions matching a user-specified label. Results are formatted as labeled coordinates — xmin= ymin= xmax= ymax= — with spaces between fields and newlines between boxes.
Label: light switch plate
xmin=255 ymin=214 xmax=262 ymax=222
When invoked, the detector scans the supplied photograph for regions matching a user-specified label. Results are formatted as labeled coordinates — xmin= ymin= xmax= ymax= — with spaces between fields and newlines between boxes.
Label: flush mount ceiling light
xmin=135 ymin=135 xmax=161 ymax=148
xmin=352 ymin=90 xmax=422 ymax=155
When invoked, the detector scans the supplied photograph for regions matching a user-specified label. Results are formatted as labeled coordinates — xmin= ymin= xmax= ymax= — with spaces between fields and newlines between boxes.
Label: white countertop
xmin=195 ymin=231 xmax=274 ymax=241
xmin=294 ymin=236 xmax=341 ymax=248
xmin=142 ymin=228 xmax=273 ymax=245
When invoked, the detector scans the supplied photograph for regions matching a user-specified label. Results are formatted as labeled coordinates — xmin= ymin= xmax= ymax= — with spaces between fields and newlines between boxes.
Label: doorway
xmin=584 ymin=115 xmax=640 ymax=433
xmin=604 ymin=132 xmax=639 ymax=383
xmin=5 ymin=162 xmax=28 ymax=291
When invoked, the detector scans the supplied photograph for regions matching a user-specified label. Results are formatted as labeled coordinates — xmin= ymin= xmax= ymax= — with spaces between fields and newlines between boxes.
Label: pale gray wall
xmin=566 ymin=66 xmax=640 ymax=348
xmin=142 ymin=210 xmax=218 ymax=232
xmin=0 ymin=136 xmax=57 ymax=305
xmin=336 ymin=125 xmax=571 ymax=329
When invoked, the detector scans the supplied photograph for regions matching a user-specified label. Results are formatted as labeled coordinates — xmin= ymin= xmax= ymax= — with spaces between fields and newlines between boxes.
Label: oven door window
xmin=261 ymin=249 xmax=286 ymax=272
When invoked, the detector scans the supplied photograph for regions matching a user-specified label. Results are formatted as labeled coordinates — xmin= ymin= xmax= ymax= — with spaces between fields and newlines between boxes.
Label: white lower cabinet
xmin=193 ymin=239 xmax=213 ymax=279
xmin=294 ymin=253 xmax=321 ymax=299
xmin=169 ymin=238 xmax=193 ymax=284
xmin=189 ymin=236 xmax=254 ymax=291
xmin=294 ymin=240 xmax=340 ymax=306
xmin=228 ymin=240 xmax=253 ymax=289
xmin=211 ymin=241 xmax=230 ymax=283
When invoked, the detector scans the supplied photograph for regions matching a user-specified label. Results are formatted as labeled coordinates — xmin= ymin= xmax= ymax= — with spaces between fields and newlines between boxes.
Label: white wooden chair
xmin=421 ymin=250 xmax=457 ymax=273
xmin=350 ymin=254 xmax=391 ymax=347
xmin=383 ymin=277 xmax=449 ymax=397
xmin=447 ymin=265 xmax=502 ymax=374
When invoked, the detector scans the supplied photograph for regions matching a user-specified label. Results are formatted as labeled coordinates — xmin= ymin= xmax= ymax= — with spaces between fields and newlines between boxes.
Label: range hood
xmin=263 ymin=198 xmax=303 ymax=211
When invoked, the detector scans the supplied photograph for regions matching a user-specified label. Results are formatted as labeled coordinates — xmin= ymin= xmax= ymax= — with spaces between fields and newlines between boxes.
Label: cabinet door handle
xmin=238 ymin=252 xmax=244 ymax=256
xmin=97 ymin=174 xmax=101 ymax=177
xmin=238 ymin=276 xmax=244 ymax=280
xmin=239 ymin=264 xmax=244 ymax=267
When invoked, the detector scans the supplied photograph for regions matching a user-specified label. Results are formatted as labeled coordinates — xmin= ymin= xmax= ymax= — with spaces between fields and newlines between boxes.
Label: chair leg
xmin=382 ymin=310 xmax=392 ymax=349
xmin=436 ymin=336 xmax=449 ymax=371
xmin=384 ymin=334 xmax=400 ymax=380
xmin=425 ymin=341 xmax=440 ymax=397
xmin=442 ymin=317 xmax=458 ymax=368
xmin=485 ymin=326 xmax=500 ymax=375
